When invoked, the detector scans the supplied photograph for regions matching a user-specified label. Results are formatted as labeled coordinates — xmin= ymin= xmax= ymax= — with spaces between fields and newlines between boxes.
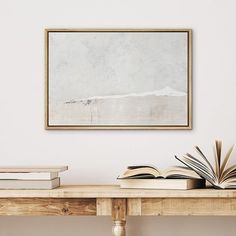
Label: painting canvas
xmin=45 ymin=29 xmax=192 ymax=129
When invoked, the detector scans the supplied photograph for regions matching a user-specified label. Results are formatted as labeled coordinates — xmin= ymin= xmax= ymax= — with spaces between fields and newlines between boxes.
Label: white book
xmin=0 ymin=166 xmax=68 ymax=173
xmin=0 ymin=172 xmax=58 ymax=180
xmin=0 ymin=178 xmax=60 ymax=189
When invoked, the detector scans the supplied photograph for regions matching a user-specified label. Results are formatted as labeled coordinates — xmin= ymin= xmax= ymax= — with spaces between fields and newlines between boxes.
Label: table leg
xmin=112 ymin=199 xmax=126 ymax=236
xmin=112 ymin=220 xmax=126 ymax=236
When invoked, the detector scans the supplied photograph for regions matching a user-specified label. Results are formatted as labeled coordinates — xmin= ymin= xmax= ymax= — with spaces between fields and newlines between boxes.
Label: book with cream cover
xmin=0 ymin=166 xmax=68 ymax=173
xmin=0 ymin=178 xmax=60 ymax=189
xmin=118 ymin=178 xmax=205 ymax=190
xmin=0 ymin=172 xmax=59 ymax=180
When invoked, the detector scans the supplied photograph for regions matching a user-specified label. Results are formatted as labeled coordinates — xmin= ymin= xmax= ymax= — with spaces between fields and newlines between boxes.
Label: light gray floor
xmin=0 ymin=216 xmax=235 ymax=236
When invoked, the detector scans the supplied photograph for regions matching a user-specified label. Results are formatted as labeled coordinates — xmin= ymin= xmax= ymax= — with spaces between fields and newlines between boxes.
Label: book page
xmin=194 ymin=146 xmax=216 ymax=177
xmin=220 ymin=164 xmax=236 ymax=182
xmin=214 ymin=140 xmax=221 ymax=178
xmin=220 ymin=144 xmax=236 ymax=180
xmin=175 ymin=155 xmax=216 ymax=185
xmin=127 ymin=165 xmax=158 ymax=170
xmin=185 ymin=153 xmax=216 ymax=179
xmin=163 ymin=166 xmax=200 ymax=179
xmin=119 ymin=166 xmax=160 ymax=178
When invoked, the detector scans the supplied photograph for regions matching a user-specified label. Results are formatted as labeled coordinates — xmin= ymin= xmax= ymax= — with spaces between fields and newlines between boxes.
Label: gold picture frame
xmin=45 ymin=29 xmax=192 ymax=130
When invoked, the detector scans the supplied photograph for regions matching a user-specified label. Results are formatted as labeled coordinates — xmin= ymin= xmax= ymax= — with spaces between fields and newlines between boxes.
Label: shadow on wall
xmin=0 ymin=216 xmax=235 ymax=236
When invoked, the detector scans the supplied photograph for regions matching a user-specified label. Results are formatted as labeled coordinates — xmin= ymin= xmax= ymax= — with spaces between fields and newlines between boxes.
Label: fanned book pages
xmin=175 ymin=140 xmax=236 ymax=189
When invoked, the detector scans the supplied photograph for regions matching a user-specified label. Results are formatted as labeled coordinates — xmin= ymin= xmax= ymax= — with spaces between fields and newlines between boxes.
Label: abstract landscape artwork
xmin=45 ymin=29 xmax=192 ymax=129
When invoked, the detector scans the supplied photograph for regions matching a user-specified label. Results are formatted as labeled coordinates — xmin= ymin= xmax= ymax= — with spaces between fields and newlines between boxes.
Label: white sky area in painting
xmin=49 ymin=32 xmax=187 ymax=101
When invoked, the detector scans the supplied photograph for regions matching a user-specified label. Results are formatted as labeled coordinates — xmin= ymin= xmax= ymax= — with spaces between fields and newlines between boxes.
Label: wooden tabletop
xmin=0 ymin=185 xmax=235 ymax=198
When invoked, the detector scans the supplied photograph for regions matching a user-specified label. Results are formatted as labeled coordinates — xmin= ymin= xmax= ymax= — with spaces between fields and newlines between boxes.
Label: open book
xmin=118 ymin=165 xmax=200 ymax=179
xmin=117 ymin=165 xmax=204 ymax=189
xmin=175 ymin=140 xmax=236 ymax=189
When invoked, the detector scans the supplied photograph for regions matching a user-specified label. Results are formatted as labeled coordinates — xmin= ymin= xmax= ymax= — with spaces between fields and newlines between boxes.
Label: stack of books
xmin=0 ymin=166 xmax=68 ymax=189
xmin=117 ymin=165 xmax=205 ymax=190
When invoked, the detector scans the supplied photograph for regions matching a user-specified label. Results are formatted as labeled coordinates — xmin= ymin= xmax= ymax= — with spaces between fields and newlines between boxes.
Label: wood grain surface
xmin=0 ymin=185 xmax=235 ymax=198
xmin=0 ymin=198 xmax=96 ymax=216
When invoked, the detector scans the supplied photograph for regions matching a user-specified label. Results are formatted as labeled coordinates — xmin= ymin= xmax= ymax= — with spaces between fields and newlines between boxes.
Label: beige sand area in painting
xmin=49 ymin=89 xmax=187 ymax=125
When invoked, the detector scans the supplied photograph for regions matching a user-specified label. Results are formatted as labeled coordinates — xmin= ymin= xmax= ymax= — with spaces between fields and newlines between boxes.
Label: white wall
xmin=0 ymin=0 xmax=236 ymax=235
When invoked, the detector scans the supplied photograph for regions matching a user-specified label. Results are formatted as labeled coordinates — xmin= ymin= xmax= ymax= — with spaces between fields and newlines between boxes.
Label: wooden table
xmin=1 ymin=185 xmax=236 ymax=236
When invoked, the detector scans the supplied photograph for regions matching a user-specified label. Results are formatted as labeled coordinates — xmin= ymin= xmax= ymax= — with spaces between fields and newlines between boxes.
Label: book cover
xmin=0 ymin=178 xmax=60 ymax=189
xmin=118 ymin=178 xmax=205 ymax=190
xmin=0 ymin=172 xmax=58 ymax=180
xmin=0 ymin=166 xmax=68 ymax=173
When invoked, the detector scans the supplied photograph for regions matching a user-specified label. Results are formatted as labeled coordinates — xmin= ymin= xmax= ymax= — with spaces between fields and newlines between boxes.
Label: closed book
xmin=0 ymin=166 xmax=68 ymax=173
xmin=118 ymin=178 xmax=205 ymax=190
xmin=0 ymin=178 xmax=60 ymax=189
xmin=0 ymin=172 xmax=58 ymax=180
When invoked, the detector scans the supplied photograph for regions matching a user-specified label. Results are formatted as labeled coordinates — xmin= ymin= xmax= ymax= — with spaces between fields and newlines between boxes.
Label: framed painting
xmin=45 ymin=29 xmax=192 ymax=130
